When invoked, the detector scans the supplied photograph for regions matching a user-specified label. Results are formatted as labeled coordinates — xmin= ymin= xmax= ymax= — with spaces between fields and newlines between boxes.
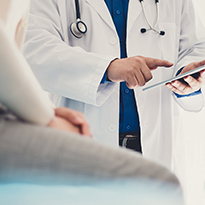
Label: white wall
xmin=182 ymin=1 xmax=205 ymax=205
xmin=194 ymin=0 xmax=205 ymax=24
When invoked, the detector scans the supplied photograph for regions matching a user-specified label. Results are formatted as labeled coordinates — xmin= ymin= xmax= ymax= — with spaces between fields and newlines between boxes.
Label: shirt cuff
xmin=174 ymin=67 xmax=201 ymax=98
xmin=100 ymin=71 xmax=112 ymax=84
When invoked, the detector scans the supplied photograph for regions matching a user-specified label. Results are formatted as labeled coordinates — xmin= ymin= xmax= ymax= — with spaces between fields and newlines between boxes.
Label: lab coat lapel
xmin=85 ymin=0 xmax=115 ymax=30
xmin=127 ymin=0 xmax=149 ymax=33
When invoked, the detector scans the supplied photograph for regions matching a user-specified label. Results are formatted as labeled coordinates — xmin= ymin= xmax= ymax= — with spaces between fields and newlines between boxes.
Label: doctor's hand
xmin=107 ymin=56 xmax=173 ymax=89
xmin=48 ymin=107 xmax=92 ymax=138
xmin=166 ymin=59 xmax=205 ymax=95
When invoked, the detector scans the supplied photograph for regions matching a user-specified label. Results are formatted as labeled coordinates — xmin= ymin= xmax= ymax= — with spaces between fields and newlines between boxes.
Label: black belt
xmin=119 ymin=133 xmax=142 ymax=153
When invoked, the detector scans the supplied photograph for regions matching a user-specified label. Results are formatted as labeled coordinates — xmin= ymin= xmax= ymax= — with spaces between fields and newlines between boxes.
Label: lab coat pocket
xmin=159 ymin=23 xmax=179 ymax=63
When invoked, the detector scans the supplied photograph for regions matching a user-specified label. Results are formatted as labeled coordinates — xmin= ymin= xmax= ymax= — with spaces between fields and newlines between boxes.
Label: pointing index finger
xmin=145 ymin=57 xmax=173 ymax=70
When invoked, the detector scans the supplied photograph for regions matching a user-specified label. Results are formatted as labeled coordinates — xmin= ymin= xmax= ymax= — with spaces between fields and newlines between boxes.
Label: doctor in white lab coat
xmin=24 ymin=0 xmax=205 ymax=168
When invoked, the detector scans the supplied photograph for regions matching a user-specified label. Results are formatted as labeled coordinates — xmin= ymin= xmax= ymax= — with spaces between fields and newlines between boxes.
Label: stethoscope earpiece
xmin=70 ymin=19 xmax=87 ymax=38
xmin=159 ymin=31 xmax=165 ymax=36
xmin=140 ymin=28 xmax=147 ymax=34
xmin=140 ymin=28 xmax=165 ymax=36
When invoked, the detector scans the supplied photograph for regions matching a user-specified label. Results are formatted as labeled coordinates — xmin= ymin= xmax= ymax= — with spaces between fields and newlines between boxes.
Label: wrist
xmin=107 ymin=58 xmax=120 ymax=82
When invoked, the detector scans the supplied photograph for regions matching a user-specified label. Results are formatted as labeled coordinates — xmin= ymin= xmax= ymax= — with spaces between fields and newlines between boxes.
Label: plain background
xmin=182 ymin=1 xmax=205 ymax=204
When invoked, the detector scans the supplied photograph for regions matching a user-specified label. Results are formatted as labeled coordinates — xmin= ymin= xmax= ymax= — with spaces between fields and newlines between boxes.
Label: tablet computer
xmin=142 ymin=65 xmax=205 ymax=91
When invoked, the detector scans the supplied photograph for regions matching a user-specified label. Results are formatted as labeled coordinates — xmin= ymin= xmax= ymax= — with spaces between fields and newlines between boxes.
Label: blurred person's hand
xmin=48 ymin=107 xmax=92 ymax=138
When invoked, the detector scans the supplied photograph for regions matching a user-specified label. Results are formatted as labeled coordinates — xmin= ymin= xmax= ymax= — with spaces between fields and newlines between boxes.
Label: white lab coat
xmin=24 ymin=0 xmax=205 ymax=168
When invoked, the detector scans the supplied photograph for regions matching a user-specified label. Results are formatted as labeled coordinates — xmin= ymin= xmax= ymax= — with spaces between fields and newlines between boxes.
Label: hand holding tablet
xmin=143 ymin=65 xmax=205 ymax=91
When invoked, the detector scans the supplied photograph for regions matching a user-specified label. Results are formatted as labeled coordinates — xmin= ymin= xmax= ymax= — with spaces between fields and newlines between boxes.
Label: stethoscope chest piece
xmin=70 ymin=19 xmax=87 ymax=38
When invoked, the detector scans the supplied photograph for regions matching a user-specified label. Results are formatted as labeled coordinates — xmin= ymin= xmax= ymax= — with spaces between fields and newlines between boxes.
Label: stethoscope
xmin=70 ymin=0 xmax=165 ymax=38
xmin=70 ymin=0 xmax=87 ymax=38
xmin=140 ymin=0 xmax=165 ymax=35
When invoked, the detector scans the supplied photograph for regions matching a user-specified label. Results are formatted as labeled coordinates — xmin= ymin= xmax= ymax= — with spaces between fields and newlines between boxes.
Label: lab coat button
xmin=126 ymin=124 xmax=131 ymax=130
xmin=115 ymin=10 xmax=121 ymax=15
xmin=124 ymin=89 xmax=129 ymax=94
xmin=109 ymin=124 xmax=116 ymax=132
xmin=109 ymin=38 xmax=117 ymax=45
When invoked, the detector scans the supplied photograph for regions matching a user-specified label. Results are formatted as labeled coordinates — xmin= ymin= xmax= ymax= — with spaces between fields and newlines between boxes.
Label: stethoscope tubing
xmin=75 ymin=0 xmax=81 ymax=19
xmin=140 ymin=0 xmax=159 ymax=32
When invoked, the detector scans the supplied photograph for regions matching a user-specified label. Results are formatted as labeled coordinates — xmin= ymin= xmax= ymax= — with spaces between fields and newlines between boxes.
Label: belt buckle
xmin=122 ymin=135 xmax=136 ymax=148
